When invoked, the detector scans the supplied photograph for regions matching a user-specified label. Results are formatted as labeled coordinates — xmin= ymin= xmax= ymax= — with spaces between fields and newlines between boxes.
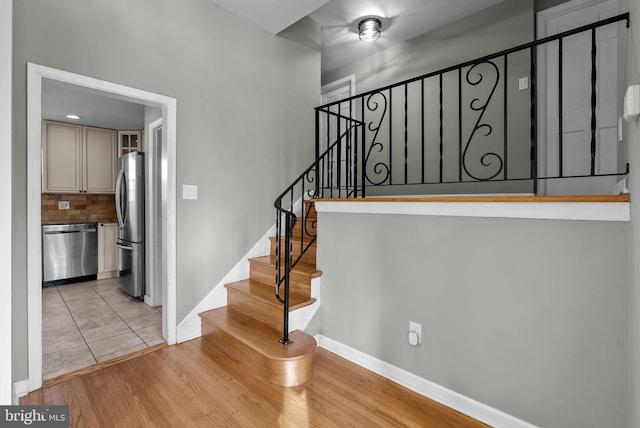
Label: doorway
xmin=320 ymin=75 xmax=355 ymax=196
xmin=27 ymin=64 xmax=177 ymax=392
xmin=536 ymin=0 xmax=619 ymax=195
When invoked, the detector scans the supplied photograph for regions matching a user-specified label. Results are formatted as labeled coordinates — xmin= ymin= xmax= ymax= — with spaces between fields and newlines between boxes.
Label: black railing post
xmin=530 ymin=45 xmax=538 ymax=192
xmin=280 ymin=214 xmax=292 ymax=345
xmin=590 ymin=28 xmax=597 ymax=176
xmin=315 ymin=108 xmax=320 ymax=197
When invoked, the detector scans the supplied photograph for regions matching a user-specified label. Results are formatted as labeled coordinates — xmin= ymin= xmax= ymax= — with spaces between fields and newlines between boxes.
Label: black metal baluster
xmin=590 ymin=28 xmax=597 ymax=176
xmin=389 ymin=89 xmax=393 ymax=185
xmin=337 ymin=102 xmax=342 ymax=198
xmin=503 ymin=54 xmax=508 ymax=180
xmin=404 ymin=83 xmax=408 ymax=184
xmin=315 ymin=109 xmax=320 ymax=196
xmin=361 ymin=95 xmax=366 ymax=197
xmin=558 ymin=38 xmax=564 ymax=178
xmin=421 ymin=79 xmax=425 ymax=183
xmin=458 ymin=69 xmax=463 ymax=182
xmin=440 ymin=74 xmax=444 ymax=183
xmin=530 ymin=46 xmax=538 ymax=190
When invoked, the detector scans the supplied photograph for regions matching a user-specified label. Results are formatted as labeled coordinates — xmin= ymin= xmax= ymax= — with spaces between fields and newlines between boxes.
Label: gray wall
xmin=619 ymin=0 xmax=640 ymax=426
xmin=315 ymin=212 xmax=629 ymax=428
xmin=12 ymin=0 xmax=320 ymax=381
xmin=321 ymin=0 xmax=536 ymax=195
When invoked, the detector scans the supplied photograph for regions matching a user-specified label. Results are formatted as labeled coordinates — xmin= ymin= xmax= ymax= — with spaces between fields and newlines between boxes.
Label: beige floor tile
xmin=43 ymin=326 xmax=86 ymax=355
xmin=73 ymin=308 xmax=122 ymax=331
xmin=42 ymin=314 xmax=78 ymax=337
xmin=42 ymin=305 xmax=73 ymax=321
xmin=95 ymin=343 xmax=148 ymax=364
xmin=88 ymin=331 xmax=144 ymax=358
xmin=42 ymin=287 xmax=65 ymax=308
xmin=135 ymin=323 xmax=164 ymax=345
xmin=42 ymin=343 xmax=95 ymax=375
xmin=118 ymin=306 xmax=162 ymax=331
xmin=80 ymin=320 xmax=132 ymax=343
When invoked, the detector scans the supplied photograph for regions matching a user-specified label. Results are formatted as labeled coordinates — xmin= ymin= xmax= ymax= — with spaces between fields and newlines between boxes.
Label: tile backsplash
xmin=42 ymin=194 xmax=117 ymax=223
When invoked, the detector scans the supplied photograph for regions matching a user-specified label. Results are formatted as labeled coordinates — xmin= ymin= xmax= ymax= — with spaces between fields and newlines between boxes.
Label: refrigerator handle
xmin=115 ymin=169 xmax=126 ymax=229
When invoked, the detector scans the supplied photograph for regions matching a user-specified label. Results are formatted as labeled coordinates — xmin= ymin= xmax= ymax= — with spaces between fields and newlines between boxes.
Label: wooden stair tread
xmin=200 ymin=307 xmax=316 ymax=361
xmin=250 ymin=256 xmax=322 ymax=278
xmin=269 ymin=235 xmax=316 ymax=245
xmin=225 ymin=279 xmax=315 ymax=310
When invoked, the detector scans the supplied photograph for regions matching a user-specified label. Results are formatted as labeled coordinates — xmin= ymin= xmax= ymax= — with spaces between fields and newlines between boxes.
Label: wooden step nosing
xmin=200 ymin=310 xmax=315 ymax=361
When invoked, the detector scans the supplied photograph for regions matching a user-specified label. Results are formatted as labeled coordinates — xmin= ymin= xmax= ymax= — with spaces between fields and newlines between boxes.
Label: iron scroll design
xmin=364 ymin=91 xmax=390 ymax=185
xmin=462 ymin=60 xmax=503 ymax=181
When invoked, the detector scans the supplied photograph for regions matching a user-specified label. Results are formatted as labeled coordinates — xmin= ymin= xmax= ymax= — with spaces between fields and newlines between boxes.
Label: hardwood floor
xmin=22 ymin=338 xmax=487 ymax=427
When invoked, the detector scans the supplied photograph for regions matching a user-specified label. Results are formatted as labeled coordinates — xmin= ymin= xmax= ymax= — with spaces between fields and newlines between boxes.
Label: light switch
xmin=182 ymin=184 xmax=198 ymax=200
xmin=58 ymin=201 xmax=69 ymax=210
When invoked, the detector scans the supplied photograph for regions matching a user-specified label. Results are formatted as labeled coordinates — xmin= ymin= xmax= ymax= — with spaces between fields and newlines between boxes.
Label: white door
xmin=537 ymin=0 xmax=619 ymax=195
xmin=320 ymin=76 xmax=355 ymax=196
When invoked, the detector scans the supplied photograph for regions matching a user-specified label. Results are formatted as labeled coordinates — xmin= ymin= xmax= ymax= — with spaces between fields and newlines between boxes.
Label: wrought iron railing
xmin=274 ymin=114 xmax=363 ymax=344
xmin=273 ymin=13 xmax=630 ymax=344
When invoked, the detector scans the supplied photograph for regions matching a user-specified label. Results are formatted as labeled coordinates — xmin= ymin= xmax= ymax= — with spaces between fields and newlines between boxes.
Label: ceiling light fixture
xmin=65 ymin=114 xmax=81 ymax=120
xmin=358 ymin=17 xmax=382 ymax=42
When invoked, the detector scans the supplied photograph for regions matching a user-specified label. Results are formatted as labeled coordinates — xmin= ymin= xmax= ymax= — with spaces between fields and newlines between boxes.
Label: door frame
xmin=146 ymin=118 xmax=163 ymax=309
xmin=27 ymin=63 xmax=178 ymax=392
xmin=536 ymin=0 xmax=618 ymax=195
xmin=0 ymin=0 xmax=11 ymax=405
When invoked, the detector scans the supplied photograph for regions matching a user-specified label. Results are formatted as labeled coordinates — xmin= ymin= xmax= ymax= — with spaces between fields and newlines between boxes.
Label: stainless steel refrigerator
xmin=116 ymin=152 xmax=145 ymax=297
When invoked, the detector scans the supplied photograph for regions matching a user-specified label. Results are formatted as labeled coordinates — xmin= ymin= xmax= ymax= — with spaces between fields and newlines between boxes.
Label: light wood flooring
xmin=22 ymin=337 xmax=488 ymax=427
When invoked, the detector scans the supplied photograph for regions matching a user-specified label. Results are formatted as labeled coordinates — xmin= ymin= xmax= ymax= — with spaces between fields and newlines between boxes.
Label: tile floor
xmin=42 ymin=277 xmax=164 ymax=380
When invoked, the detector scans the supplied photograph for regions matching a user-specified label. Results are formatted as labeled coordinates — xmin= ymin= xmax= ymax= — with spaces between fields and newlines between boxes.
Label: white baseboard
xmin=12 ymin=379 xmax=29 ymax=405
xmin=176 ymin=224 xmax=275 ymax=343
xmin=316 ymin=335 xmax=538 ymax=428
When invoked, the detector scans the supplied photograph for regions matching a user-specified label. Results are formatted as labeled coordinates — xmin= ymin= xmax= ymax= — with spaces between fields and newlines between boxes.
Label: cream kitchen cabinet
xmin=42 ymin=121 xmax=117 ymax=194
xmin=118 ymin=130 xmax=143 ymax=156
xmin=98 ymin=222 xmax=118 ymax=279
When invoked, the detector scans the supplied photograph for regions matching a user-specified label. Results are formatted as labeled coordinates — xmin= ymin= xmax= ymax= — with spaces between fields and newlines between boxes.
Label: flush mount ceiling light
xmin=65 ymin=114 xmax=81 ymax=120
xmin=358 ymin=17 xmax=382 ymax=42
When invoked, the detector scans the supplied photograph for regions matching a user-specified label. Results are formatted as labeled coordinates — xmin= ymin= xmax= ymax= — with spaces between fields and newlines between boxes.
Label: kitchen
xmin=40 ymin=79 xmax=164 ymax=380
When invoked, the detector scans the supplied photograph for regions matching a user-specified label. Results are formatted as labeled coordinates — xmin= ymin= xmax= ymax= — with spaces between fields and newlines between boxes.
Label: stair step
xmin=249 ymin=256 xmax=321 ymax=296
xmin=269 ymin=236 xmax=316 ymax=265
xmin=199 ymin=307 xmax=315 ymax=387
xmin=292 ymin=215 xmax=317 ymax=237
xmin=225 ymin=279 xmax=315 ymax=330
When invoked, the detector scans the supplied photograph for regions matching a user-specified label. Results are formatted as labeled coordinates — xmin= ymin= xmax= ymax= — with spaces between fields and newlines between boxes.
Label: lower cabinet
xmin=98 ymin=223 xmax=118 ymax=279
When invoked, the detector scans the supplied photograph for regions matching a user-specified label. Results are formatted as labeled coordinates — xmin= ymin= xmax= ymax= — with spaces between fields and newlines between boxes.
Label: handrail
xmin=274 ymin=121 xmax=363 ymax=344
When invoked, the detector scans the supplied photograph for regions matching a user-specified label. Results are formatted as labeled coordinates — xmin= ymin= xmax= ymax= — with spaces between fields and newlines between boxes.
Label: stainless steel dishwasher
xmin=42 ymin=223 xmax=98 ymax=283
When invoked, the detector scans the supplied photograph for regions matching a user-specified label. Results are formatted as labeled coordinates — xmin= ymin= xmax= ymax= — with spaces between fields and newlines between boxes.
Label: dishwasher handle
xmin=116 ymin=243 xmax=134 ymax=251
xmin=43 ymin=228 xmax=97 ymax=235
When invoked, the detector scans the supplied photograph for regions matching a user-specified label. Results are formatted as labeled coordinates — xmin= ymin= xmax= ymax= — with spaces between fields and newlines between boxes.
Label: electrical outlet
xmin=518 ymin=77 xmax=529 ymax=91
xmin=58 ymin=201 xmax=69 ymax=210
xmin=409 ymin=321 xmax=421 ymax=346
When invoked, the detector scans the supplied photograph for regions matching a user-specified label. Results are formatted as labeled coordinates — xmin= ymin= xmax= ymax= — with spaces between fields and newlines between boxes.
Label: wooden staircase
xmin=199 ymin=203 xmax=320 ymax=387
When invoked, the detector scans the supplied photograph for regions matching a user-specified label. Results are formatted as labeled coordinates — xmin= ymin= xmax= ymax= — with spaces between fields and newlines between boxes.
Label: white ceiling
xmin=209 ymin=0 xmax=505 ymax=74
xmin=43 ymin=0 xmax=505 ymax=129
xmin=42 ymin=79 xmax=145 ymax=130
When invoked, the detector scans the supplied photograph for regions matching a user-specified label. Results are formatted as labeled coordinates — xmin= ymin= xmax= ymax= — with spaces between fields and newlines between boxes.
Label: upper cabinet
xmin=42 ymin=121 xmax=117 ymax=194
xmin=118 ymin=130 xmax=143 ymax=156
